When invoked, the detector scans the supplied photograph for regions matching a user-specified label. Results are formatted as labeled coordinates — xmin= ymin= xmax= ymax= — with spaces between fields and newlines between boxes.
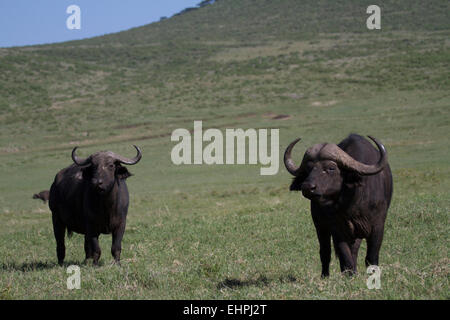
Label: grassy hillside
xmin=0 ymin=0 xmax=449 ymax=299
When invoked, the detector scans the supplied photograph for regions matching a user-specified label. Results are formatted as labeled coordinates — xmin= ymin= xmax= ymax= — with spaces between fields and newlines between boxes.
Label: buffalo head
xmin=284 ymin=136 xmax=387 ymax=205
xmin=71 ymin=145 xmax=142 ymax=194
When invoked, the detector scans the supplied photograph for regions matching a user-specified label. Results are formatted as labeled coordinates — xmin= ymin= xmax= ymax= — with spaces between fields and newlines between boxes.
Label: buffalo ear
xmin=115 ymin=165 xmax=132 ymax=180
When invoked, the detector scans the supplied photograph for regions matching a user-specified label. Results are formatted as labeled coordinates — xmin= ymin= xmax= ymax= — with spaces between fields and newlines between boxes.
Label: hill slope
xmin=0 ymin=0 xmax=449 ymax=299
xmin=1 ymin=0 xmax=449 ymax=154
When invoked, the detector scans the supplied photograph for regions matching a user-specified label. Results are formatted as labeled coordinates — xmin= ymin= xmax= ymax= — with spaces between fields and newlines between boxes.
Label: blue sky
xmin=0 ymin=1 xmax=201 ymax=48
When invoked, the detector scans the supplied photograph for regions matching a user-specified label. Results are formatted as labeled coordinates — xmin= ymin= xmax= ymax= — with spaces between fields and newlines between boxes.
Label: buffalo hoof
xmin=342 ymin=269 xmax=356 ymax=277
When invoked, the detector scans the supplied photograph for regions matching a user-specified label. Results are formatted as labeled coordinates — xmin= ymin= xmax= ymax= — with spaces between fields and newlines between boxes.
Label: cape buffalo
xmin=49 ymin=145 xmax=142 ymax=265
xmin=284 ymin=134 xmax=393 ymax=277
xmin=33 ymin=190 xmax=50 ymax=203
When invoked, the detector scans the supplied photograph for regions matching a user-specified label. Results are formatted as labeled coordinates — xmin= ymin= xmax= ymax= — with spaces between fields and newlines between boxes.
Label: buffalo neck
xmin=87 ymin=181 xmax=121 ymax=214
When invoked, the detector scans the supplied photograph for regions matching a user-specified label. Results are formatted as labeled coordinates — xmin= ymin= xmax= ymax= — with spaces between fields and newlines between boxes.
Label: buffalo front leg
xmin=315 ymin=229 xmax=332 ymax=277
xmin=86 ymin=232 xmax=101 ymax=266
xmin=350 ymin=238 xmax=362 ymax=274
xmin=84 ymin=236 xmax=93 ymax=261
xmin=365 ymin=226 xmax=385 ymax=267
xmin=311 ymin=208 xmax=332 ymax=277
xmin=111 ymin=223 xmax=126 ymax=265
xmin=333 ymin=238 xmax=355 ymax=276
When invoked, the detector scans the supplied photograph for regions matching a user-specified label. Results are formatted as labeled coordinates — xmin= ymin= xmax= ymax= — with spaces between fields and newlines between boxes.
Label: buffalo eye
xmin=323 ymin=166 xmax=335 ymax=174
xmin=108 ymin=164 xmax=115 ymax=170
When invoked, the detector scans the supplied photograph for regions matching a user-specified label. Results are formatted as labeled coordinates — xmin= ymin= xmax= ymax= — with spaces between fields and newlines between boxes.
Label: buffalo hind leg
xmin=111 ymin=223 xmax=126 ymax=265
xmin=52 ymin=214 xmax=66 ymax=266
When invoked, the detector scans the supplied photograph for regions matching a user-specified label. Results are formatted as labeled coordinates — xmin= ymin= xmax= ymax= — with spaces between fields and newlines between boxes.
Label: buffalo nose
xmin=302 ymin=182 xmax=316 ymax=193
xmin=92 ymin=178 xmax=103 ymax=186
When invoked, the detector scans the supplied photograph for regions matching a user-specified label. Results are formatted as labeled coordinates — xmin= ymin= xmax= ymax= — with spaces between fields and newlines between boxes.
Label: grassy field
xmin=0 ymin=0 xmax=449 ymax=299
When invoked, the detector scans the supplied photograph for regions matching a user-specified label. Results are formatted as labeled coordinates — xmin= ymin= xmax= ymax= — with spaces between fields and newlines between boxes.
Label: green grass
xmin=0 ymin=0 xmax=449 ymax=299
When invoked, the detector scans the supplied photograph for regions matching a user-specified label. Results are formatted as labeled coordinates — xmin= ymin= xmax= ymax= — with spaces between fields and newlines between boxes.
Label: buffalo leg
xmin=52 ymin=214 xmax=66 ymax=266
xmin=111 ymin=223 xmax=126 ymax=264
xmin=316 ymin=229 xmax=331 ymax=277
xmin=365 ymin=226 xmax=384 ymax=267
xmin=350 ymin=238 xmax=362 ymax=273
xmin=86 ymin=233 xmax=101 ymax=266
xmin=311 ymin=207 xmax=332 ymax=277
xmin=84 ymin=236 xmax=93 ymax=261
xmin=333 ymin=238 xmax=355 ymax=275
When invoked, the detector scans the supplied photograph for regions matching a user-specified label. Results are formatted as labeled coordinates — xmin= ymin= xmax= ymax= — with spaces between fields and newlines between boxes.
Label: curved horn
xmin=284 ymin=138 xmax=301 ymax=176
xmin=112 ymin=145 xmax=142 ymax=165
xmin=325 ymin=136 xmax=387 ymax=175
xmin=71 ymin=147 xmax=91 ymax=166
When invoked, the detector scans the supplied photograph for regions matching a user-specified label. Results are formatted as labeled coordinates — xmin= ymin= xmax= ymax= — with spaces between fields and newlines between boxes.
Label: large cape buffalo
xmin=284 ymin=134 xmax=393 ymax=276
xmin=49 ymin=145 xmax=142 ymax=265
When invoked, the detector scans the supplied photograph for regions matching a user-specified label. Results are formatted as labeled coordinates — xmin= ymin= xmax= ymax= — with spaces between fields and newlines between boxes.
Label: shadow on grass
xmin=217 ymin=274 xmax=297 ymax=290
xmin=0 ymin=260 xmax=101 ymax=272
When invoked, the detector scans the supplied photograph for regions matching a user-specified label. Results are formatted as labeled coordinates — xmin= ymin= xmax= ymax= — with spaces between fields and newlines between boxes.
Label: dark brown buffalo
xmin=284 ymin=134 xmax=393 ymax=276
xmin=49 ymin=145 xmax=142 ymax=265
xmin=33 ymin=190 xmax=50 ymax=203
